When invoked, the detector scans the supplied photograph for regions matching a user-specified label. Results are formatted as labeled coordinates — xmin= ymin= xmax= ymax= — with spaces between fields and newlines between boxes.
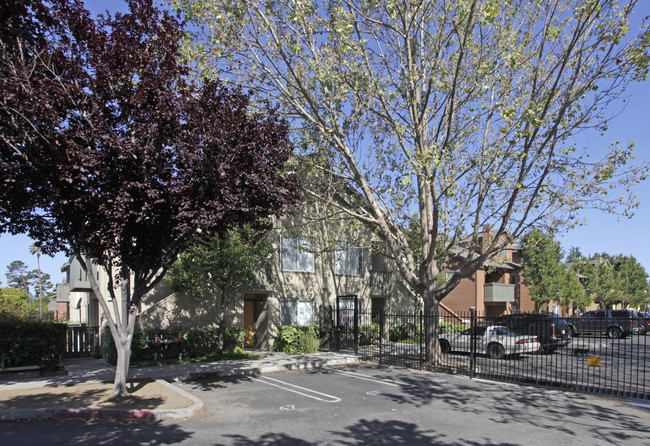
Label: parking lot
xmin=167 ymin=364 xmax=650 ymax=445
xmin=2 ymin=363 xmax=649 ymax=445
xmin=355 ymin=317 xmax=650 ymax=399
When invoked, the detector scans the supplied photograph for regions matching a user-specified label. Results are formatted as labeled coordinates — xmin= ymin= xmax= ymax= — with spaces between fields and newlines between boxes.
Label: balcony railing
xmin=370 ymin=271 xmax=392 ymax=296
xmin=484 ymin=283 xmax=515 ymax=303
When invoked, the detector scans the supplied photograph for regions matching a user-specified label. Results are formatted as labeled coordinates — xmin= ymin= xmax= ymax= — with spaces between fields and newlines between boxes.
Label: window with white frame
xmin=335 ymin=246 xmax=363 ymax=276
xmin=281 ymin=237 xmax=315 ymax=273
xmin=279 ymin=299 xmax=314 ymax=326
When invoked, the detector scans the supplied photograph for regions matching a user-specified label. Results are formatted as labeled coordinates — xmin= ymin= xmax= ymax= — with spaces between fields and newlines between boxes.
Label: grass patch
xmin=132 ymin=350 xmax=260 ymax=368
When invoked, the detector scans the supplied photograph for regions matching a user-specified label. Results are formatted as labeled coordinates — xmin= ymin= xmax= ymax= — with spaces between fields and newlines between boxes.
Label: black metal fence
xmin=331 ymin=310 xmax=649 ymax=400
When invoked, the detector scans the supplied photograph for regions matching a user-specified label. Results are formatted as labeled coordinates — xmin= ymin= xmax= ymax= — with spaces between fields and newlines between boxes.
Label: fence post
xmin=379 ymin=309 xmax=384 ymax=365
xmin=353 ymin=296 xmax=359 ymax=356
xmin=419 ymin=309 xmax=424 ymax=369
xmin=470 ymin=307 xmax=476 ymax=379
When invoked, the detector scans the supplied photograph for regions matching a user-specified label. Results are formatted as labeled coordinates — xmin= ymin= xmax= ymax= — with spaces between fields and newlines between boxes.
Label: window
xmin=281 ymin=237 xmax=314 ymax=273
xmin=280 ymin=299 xmax=314 ymax=326
xmin=335 ymin=246 xmax=363 ymax=276
xmin=445 ymin=271 xmax=456 ymax=281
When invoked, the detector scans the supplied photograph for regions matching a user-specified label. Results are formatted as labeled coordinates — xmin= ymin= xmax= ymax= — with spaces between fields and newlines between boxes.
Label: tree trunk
xmin=217 ymin=298 xmax=226 ymax=352
xmin=423 ymin=294 xmax=442 ymax=364
xmin=111 ymin=304 xmax=137 ymax=398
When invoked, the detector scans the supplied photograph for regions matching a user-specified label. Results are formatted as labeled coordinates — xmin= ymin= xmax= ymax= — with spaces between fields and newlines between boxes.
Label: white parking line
xmin=252 ymin=376 xmax=341 ymax=403
xmin=628 ymin=402 xmax=650 ymax=410
xmin=326 ymin=368 xmax=414 ymax=388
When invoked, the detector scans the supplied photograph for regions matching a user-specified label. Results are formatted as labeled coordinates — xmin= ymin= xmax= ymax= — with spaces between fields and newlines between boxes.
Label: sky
xmin=1 ymin=1 xmax=650 ymax=289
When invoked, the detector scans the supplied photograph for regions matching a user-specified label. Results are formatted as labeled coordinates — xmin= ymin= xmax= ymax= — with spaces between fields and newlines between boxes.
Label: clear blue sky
xmin=1 ymin=1 xmax=649 ymax=287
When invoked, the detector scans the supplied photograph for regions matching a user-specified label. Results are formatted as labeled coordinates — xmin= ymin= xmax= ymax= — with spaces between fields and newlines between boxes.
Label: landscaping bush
xmin=273 ymin=325 xmax=320 ymax=353
xmin=359 ymin=324 xmax=380 ymax=345
xmin=102 ymin=325 xmax=246 ymax=365
xmin=389 ymin=322 xmax=423 ymax=343
xmin=0 ymin=312 xmax=67 ymax=368
xmin=438 ymin=321 xmax=467 ymax=334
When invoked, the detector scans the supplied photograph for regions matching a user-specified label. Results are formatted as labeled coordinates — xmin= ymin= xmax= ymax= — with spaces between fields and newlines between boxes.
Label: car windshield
xmin=462 ymin=326 xmax=487 ymax=336
xmin=493 ymin=327 xmax=516 ymax=337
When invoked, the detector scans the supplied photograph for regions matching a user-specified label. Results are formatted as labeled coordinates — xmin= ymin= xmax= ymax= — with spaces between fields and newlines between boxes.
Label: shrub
xmin=438 ymin=322 xmax=467 ymax=334
xmin=102 ymin=325 xmax=247 ymax=365
xmin=359 ymin=324 xmax=380 ymax=345
xmin=0 ymin=313 xmax=66 ymax=368
xmin=389 ymin=322 xmax=423 ymax=342
xmin=297 ymin=330 xmax=320 ymax=353
xmin=273 ymin=325 xmax=320 ymax=353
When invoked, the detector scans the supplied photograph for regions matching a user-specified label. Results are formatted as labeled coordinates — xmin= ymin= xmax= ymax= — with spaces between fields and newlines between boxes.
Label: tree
xmin=566 ymin=247 xmax=584 ymax=265
xmin=29 ymin=243 xmax=44 ymax=319
xmin=0 ymin=0 xmax=299 ymax=397
xmin=0 ymin=287 xmax=34 ymax=319
xmin=520 ymin=229 xmax=564 ymax=311
xmin=174 ymin=0 xmax=649 ymax=362
xmin=559 ymin=268 xmax=591 ymax=310
xmin=5 ymin=261 xmax=33 ymax=294
xmin=611 ymin=254 xmax=649 ymax=307
xmin=166 ymin=226 xmax=275 ymax=351
xmin=588 ymin=260 xmax=624 ymax=307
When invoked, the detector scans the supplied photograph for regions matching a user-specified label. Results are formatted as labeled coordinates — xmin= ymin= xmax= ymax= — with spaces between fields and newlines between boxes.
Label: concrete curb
xmin=0 ymin=353 xmax=358 ymax=421
xmin=0 ymin=379 xmax=204 ymax=422
xmin=150 ymin=379 xmax=204 ymax=420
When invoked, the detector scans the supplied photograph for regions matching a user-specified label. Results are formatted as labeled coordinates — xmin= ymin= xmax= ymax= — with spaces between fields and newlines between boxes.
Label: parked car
xmin=491 ymin=313 xmax=572 ymax=354
xmin=567 ymin=309 xmax=639 ymax=339
xmin=439 ymin=325 xmax=540 ymax=359
xmin=635 ymin=312 xmax=650 ymax=336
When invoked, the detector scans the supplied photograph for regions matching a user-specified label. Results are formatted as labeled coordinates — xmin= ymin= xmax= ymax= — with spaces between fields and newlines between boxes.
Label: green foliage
xmin=103 ymin=326 xmax=246 ymax=365
xmin=438 ymin=321 xmax=467 ymax=334
xmin=0 ymin=287 xmax=35 ymax=319
xmin=359 ymin=324 xmax=380 ymax=345
xmin=520 ymin=229 xmax=565 ymax=308
xmin=611 ymin=254 xmax=650 ymax=307
xmin=273 ymin=325 xmax=320 ymax=354
xmin=588 ymin=260 xmax=624 ymax=308
xmin=389 ymin=322 xmax=423 ymax=343
xmin=297 ymin=330 xmax=320 ymax=353
xmin=0 ymin=314 xmax=66 ymax=368
xmin=134 ymin=348 xmax=259 ymax=367
xmin=388 ymin=320 xmax=465 ymax=342
xmin=4 ymin=261 xmax=32 ymax=293
xmin=166 ymin=226 xmax=274 ymax=350
xmin=166 ymin=226 xmax=274 ymax=297
xmin=560 ymin=268 xmax=591 ymax=310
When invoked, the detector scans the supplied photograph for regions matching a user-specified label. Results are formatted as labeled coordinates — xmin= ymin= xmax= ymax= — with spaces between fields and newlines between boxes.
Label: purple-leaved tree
xmin=0 ymin=0 xmax=299 ymax=396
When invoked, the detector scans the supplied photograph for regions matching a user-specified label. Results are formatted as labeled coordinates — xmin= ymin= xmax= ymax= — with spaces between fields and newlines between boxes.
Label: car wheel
xmin=569 ymin=326 xmax=577 ymax=337
xmin=440 ymin=339 xmax=451 ymax=354
xmin=606 ymin=327 xmax=622 ymax=339
xmin=542 ymin=346 xmax=557 ymax=355
xmin=487 ymin=343 xmax=505 ymax=359
xmin=638 ymin=326 xmax=646 ymax=336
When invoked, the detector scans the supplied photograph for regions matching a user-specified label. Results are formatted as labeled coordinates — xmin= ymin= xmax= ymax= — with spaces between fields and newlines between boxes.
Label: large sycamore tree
xmin=0 ymin=0 xmax=299 ymax=396
xmin=177 ymin=0 xmax=649 ymax=362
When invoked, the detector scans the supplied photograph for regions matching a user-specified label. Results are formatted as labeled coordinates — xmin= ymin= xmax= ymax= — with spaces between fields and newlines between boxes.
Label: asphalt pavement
xmin=0 ymin=350 xmax=359 ymax=421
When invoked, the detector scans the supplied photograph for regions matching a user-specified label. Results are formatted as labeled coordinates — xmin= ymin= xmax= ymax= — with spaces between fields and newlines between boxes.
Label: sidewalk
xmin=0 ymin=351 xmax=359 ymax=421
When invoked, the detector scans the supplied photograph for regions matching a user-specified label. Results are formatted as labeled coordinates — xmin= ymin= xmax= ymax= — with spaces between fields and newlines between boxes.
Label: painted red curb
xmin=51 ymin=408 xmax=154 ymax=421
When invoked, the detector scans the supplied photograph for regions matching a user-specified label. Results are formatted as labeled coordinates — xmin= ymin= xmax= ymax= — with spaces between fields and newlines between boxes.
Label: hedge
xmin=0 ymin=312 xmax=67 ymax=369
xmin=102 ymin=326 xmax=246 ymax=365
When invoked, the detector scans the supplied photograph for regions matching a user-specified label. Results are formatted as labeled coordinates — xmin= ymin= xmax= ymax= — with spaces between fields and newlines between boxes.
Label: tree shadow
xmin=329 ymin=418 xmax=521 ymax=446
xmin=221 ymin=432 xmax=315 ymax=445
xmin=1 ymin=420 xmax=194 ymax=445
xmin=0 ymin=380 xmax=167 ymax=410
xmin=346 ymin=366 xmax=650 ymax=442
xmin=185 ymin=375 xmax=255 ymax=392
